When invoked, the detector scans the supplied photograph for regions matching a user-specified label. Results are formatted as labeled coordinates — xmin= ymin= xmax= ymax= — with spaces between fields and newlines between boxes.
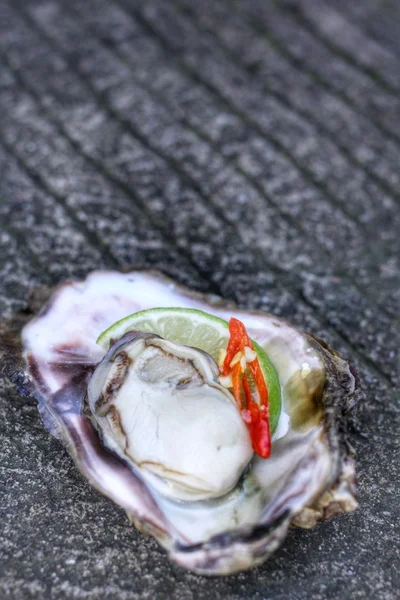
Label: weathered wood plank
xmin=0 ymin=1 xmax=398 ymax=598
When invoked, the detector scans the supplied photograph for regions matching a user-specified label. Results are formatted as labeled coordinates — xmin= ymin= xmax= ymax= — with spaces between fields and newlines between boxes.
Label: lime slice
xmin=97 ymin=307 xmax=281 ymax=433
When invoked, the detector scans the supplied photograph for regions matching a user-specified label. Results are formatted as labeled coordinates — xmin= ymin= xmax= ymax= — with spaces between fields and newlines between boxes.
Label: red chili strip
xmin=231 ymin=362 xmax=243 ymax=410
xmin=220 ymin=318 xmax=271 ymax=459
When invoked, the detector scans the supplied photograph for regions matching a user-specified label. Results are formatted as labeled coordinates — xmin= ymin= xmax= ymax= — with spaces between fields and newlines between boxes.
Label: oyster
xmin=87 ymin=331 xmax=253 ymax=501
xmin=18 ymin=270 xmax=359 ymax=575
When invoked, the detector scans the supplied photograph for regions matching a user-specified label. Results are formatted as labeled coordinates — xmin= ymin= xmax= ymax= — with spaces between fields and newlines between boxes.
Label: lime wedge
xmin=97 ymin=307 xmax=281 ymax=433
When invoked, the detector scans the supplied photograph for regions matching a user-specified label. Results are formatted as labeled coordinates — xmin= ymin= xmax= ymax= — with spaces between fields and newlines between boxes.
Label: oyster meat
xmin=88 ymin=331 xmax=253 ymax=501
xmin=18 ymin=270 xmax=360 ymax=574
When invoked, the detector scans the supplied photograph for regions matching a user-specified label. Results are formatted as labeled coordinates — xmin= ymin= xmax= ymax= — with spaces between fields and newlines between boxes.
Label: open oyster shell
xmin=16 ymin=270 xmax=359 ymax=575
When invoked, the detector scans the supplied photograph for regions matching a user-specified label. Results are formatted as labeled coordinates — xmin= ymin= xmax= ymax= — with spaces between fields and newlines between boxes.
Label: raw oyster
xmin=17 ymin=270 xmax=359 ymax=575
xmin=87 ymin=331 xmax=253 ymax=501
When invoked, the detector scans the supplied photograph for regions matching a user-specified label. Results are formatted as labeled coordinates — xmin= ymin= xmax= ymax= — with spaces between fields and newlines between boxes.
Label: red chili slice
xmin=220 ymin=318 xmax=271 ymax=459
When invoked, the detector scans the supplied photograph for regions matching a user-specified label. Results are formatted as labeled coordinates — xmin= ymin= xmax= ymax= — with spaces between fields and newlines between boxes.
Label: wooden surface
xmin=0 ymin=1 xmax=399 ymax=598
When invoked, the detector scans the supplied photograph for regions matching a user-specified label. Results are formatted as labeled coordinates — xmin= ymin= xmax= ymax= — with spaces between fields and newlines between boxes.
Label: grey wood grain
xmin=0 ymin=1 xmax=398 ymax=598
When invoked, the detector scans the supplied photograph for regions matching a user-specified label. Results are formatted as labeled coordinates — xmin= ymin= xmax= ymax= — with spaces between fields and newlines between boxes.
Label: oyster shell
xmin=18 ymin=270 xmax=359 ymax=575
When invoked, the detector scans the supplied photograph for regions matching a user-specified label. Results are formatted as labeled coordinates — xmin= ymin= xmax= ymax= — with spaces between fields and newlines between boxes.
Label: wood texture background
xmin=0 ymin=1 xmax=398 ymax=598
